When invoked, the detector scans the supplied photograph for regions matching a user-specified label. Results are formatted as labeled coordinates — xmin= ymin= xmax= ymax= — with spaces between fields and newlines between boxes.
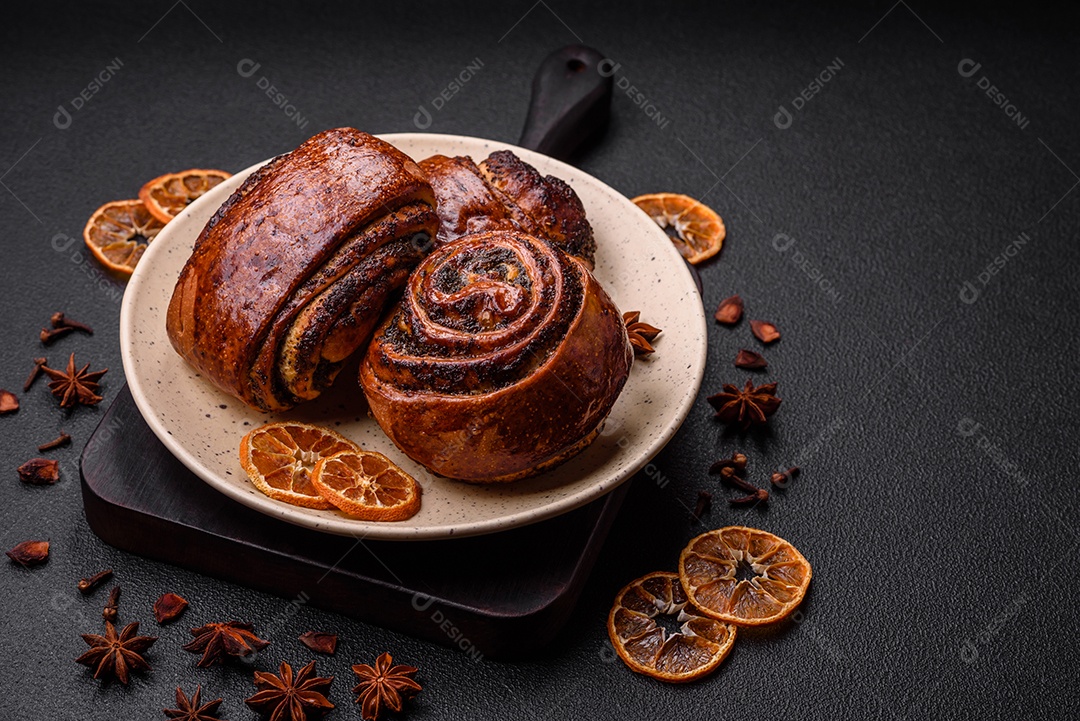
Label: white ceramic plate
xmin=120 ymin=133 xmax=706 ymax=540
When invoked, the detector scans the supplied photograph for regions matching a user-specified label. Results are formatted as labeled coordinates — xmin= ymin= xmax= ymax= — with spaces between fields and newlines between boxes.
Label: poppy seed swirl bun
xmin=166 ymin=128 xmax=439 ymax=411
xmin=359 ymin=230 xmax=632 ymax=483
xmin=419 ymin=150 xmax=596 ymax=267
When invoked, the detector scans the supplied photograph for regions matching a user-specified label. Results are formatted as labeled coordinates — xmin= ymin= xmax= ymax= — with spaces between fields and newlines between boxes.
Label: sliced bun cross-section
xmin=167 ymin=128 xmax=439 ymax=411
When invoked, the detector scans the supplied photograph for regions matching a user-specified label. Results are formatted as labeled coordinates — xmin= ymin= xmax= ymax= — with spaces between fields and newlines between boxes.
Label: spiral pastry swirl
xmin=360 ymin=230 xmax=633 ymax=483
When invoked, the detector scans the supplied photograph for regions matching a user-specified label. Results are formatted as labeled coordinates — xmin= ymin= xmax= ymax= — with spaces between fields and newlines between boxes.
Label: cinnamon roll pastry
xmin=359 ymin=230 xmax=632 ymax=483
xmin=167 ymin=128 xmax=439 ymax=412
xmin=419 ymin=150 xmax=596 ymax=267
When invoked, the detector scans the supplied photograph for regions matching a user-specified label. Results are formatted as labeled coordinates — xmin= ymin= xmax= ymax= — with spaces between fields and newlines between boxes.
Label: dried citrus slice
xmin=607 ymin=571 xmax=736 ymax=683
xmin=311 ymin=450 xmax=421 ymax=521
xmin=239 ymin=422 xmax=359 ymax=510
xmin=631 ymin=192 xmax=725 ymax=264
xmin=679 ymin=526 xmax=811 ymax=626
xmin=139 ymin=169 xmax=231 ymax=223
xmin=83 ymin=199 xmax=166 ymax=275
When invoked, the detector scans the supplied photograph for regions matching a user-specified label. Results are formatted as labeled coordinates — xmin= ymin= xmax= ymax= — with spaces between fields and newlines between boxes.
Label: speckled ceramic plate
xmin=120 ymin=133 xmax=706 ymax=540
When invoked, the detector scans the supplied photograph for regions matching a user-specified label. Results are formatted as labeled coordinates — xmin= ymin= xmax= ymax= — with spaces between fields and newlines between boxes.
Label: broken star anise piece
xmin=707 ymin=379 xmax=782 ymax=429
xmin=164 ymin=685 xmax=224 ymax=721
xmin=245 ymin=661 xmax=334 ymax=721
xmin=75 ymin=620 xmax=157 ymax=686
xmin=0 ymin=389 xmax=19 ymax=414
xmin=351 ymin=652 xmax=422 ymax=721
xmin=41 ymin=353 xmax=107 ymax=409
xmin=18 ymin=457 xmax=60 ymax=485
xmin=299 ymin=631 xmax=338 ymax=655
xmin=154 ymin=593 xmax=189 ymax=624
xmin=183 ymin=621 xmax=269 ymax=667
xmin=7 ymin=540 xmax=49 ymax=566
xmin=749 ymin=319 xmax=781 ymax=344
xmin=734 ymin=349 xmax=767 ymax=370
xmin=714 ymin=294 xmax=743 ymax=325
xmin=623 ymin=310 xmax=662 ymax=357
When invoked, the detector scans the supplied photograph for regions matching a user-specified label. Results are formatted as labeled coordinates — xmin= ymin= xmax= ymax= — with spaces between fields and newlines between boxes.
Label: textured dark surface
xmin=2 ymin=2 xmax=1078 ymax=719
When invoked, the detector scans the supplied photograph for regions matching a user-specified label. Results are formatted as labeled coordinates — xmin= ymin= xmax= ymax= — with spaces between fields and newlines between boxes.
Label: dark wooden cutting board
xmin=81 ymin=384 xmax=629 ymax=658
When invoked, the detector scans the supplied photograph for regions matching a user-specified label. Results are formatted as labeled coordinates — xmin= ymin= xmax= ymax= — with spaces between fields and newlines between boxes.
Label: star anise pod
xmin=245 ymin=661 xmax=334 ymax=721
xmin=623 ymin=310 xmax=662 ymax=356
xmin=707 ymin=379 xmax=782 ymax=429
xmin=164 ymin=685 xmax=224 ymax=720
xmin=183 ymin=621 xmax=269 ymax=667
xmin=41 ymin=353 xmax=107 ymax=408
xmin=75 ymin=620 xmax=157 ymax=685
xmin=351 ymin=652 xmax=422 ymax=721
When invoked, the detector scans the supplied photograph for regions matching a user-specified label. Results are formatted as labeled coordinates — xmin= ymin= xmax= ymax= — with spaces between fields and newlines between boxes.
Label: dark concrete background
xmin=2 ymin=2 xmax=1078 ymax=719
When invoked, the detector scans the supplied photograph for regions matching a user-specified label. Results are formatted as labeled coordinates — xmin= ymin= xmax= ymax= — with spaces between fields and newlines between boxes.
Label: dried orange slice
xmin=679 ymin=526 xmax=811 ymax=626
xmin=607 ymin=572 xmax=736 ymax=683
xmin=311 ymin=450 xmax=421 ymax=521
xmin=239 ymin=422 xmax=359 ymax=510
xmin=139 ymin=169 xmax=231 ymax=223
xmin=83 ymin=199 xmax=166 ymax=275
xmin=631 ymin=192 xmax=725 ymax=264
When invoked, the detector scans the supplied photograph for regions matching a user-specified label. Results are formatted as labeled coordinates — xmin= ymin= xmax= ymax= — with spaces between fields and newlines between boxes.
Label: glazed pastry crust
xmin=419 ymin=150 xmax=596 ymax=267
xmin=167 ymin=128 xmax=438 ymax=411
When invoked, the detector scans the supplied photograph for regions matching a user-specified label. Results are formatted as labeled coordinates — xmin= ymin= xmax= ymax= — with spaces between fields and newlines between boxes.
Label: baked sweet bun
xmin=419 ymin=150 xmax=596 ymax=267
xmin=359 ymin=229 xmax=632 ymax=483
xmin=167 ymin=128 xmax=439 ymax=412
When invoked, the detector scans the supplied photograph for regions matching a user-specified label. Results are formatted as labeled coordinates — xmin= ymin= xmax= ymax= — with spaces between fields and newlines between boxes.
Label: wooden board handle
xmin=518 ymin=45 xmax=613 ymax=160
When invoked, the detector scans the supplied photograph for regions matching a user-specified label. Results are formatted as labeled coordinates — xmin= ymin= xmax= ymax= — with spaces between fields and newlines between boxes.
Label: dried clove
xmin=78 ymin=569 xmax=114 ymax=595
xmin=729 ymin=488 xmax=769 ymax=506
xmin=154 ymin=593 xmax=189 ymax=624
xmin=717 ymin=465 xmax=759 ymax=493
xmin=770 ymin=466 xmax=801 ymax=487
xmin=714 ymin=295 xmax=743 ymax=325
xmin=50 ymin=312 xmax=94 ymax=335
xmin=17 ymin=458 xmax=60 ymax=485
xmin=103 ymin=586 xmax=121 ymax=623
xmin=23 ymin=358 xmax=47 ymax=391
xmin=692 ymin=490 xmax=712 ymax=522
xmin=40 ymin=326 xmax=75 ymax=345
xmin=734 ymin=349 xmax=768 ymax=370
xmin=708 ymin=452 xmax=748 ymax=475
xmin=0 ymin=389 xmax=18 ymax=415
xmin=7 ymin=540 xmax=49 ymax=566
xmin=38 ymin=433 xmax=71 ymax=452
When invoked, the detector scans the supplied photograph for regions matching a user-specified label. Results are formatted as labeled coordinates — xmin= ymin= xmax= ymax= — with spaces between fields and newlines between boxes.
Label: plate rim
xmin=120 ymin=131 xmax=707 ymax=541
